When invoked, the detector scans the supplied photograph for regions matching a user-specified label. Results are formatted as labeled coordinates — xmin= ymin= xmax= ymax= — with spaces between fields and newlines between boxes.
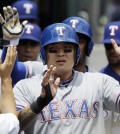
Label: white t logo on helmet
xmin=109 ymin=25 xmax=118 ymax=36
xmin=70 ymin=20 xmax=79 ymax=28
xmin=23 ymin=3 xmax=33 ymax=14
xmin=56 ymin=27 xmax=66 ymax=36
xmin=25 ymin=25 xmax=34 ymax=34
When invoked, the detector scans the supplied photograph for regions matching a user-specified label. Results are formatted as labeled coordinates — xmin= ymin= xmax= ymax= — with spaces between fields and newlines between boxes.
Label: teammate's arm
xmin=0 ymin=6 xmax=28 ymax=85
xmin=0 ymin=46 xmax=20 ymax=134
xmin=0 ymin=46 xmax=17 ymax=115
xmin=1 ymin=47 xmax=27 ymax=85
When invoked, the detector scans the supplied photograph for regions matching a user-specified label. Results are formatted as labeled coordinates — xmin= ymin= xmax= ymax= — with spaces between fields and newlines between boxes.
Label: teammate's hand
xmin=0 ymin=6 xmax=27 ymax=41
xmin=111 ymin=39 xmax=120 ymax=56
xmin=41 ymin=65 xmax=60 ymax=98
xmin=0 ymin=46 xmax=17 ymax=79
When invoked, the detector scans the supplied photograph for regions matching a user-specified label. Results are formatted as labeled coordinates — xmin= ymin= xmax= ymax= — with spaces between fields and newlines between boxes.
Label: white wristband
xmin=10 ymin=39 xmax=19 ymax=46
xmin=3 ymin=36 xmax=19 ymax=46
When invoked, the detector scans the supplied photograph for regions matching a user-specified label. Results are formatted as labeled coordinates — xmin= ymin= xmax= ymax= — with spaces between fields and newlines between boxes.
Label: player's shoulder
xmin=15 ymin=74 xmax=43 ymax=87
xmin=76 ymin=70 xmax=111 ymax=80
xmin=86 ymin=71 xmax=119 ymax=83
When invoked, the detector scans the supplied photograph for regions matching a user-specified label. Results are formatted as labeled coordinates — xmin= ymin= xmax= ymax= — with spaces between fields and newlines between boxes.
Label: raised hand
xmin=30 ymin=65 xmax=60 ymax=114
xmin=0 ymin=46 xmax=17 ymax=79
xmin=41 ymin=65 xmax=60 ymax=98
xmin=0 ymin=6 xmax=27 ymax=45
xmin=111 ymin=39 xmax=120 ymax=56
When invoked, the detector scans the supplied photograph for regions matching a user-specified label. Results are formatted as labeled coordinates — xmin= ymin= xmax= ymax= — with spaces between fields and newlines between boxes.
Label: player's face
xmin=105 ymin=44 xmax=120 ymax=66
xmin=17 ymin=40 xmax=40 ymax=62
xmin=77 ymin=34 xmax=88 ymax=65
xmin=46 ymin=42 xmax=75 ymax=78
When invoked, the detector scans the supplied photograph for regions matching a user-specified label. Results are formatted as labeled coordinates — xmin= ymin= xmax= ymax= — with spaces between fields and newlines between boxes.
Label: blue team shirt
xmin=100 ymin=65 xmax=120 ymax=83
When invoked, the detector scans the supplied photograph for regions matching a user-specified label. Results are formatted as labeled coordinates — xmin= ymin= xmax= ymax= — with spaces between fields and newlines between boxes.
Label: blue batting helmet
xmin=20 ymin=23 xmax=42 ymax=43
xmin=100 ymin=21 xmax=120 ymax=45
xmin=40 ymin=23 xmax=80 ymax=65
xmin=12 ymin=0 xmax=39 ymax=21
xmin=63 ymin=17 xmax=94 ymax=56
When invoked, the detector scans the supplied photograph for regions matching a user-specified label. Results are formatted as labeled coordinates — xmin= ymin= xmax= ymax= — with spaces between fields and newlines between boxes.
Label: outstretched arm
xmin=0 ymin=6 xmax=28 ymax=85
xmin=0 ymin=46 xmax=17 ymax=116
xmin=1 ymin=47 xmax=27 ymax=85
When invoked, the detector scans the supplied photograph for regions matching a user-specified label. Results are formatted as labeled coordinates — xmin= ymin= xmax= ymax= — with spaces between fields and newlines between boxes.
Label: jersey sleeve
xmin=13 ymin=76 xmax=43 ymax=111
xmin=103 ymin=75 xmax=120 ymax=113
xmin=24 ymin=61 xmax=46 ymax=78
xmin=1 ymin=47 xmax=26 ymax=85
xmin=1 ymin=47 xmax=46 ymax=85
xmin=13 ymin=79 xmax=35 ymax=110
xmin=0 ymin=113 xmax=19 ymax=134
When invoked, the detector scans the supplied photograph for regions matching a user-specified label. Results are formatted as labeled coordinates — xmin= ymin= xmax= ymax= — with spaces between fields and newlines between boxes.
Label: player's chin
xmin=109 ymin=61 xmax=120 ymax=66
xmin=23 ymin=56 xmax=35 ymax=61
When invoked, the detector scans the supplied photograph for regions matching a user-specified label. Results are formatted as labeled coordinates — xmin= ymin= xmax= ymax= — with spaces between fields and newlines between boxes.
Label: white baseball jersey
xmin=0 ymin=113 xmax=19 ymax=134
xmin=23 ymin=61 xmax=47 ymax=78
xmin=13 ymin=71 xmax=120 ymax=134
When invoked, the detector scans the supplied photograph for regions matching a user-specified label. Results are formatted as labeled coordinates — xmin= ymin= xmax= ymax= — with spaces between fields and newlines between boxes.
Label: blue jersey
xmin=100 ymin=65 xmax=120 ymax=83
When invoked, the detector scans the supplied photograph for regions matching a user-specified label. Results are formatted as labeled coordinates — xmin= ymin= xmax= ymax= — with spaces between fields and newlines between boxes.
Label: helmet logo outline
xmin=25 ymin=25 xmax=34 ymax=34
xmin=23 ymin=3 xmax=33 ymax=14
xmin=70 ymin=20 xmax=79 ymax=28
xmin=56 ymin=27 xmax=66 ymax=36
xmin=109 ymin=25 xmax=118 ymax=36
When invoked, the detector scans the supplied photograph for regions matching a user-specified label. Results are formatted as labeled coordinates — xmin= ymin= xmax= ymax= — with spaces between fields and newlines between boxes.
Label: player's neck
xmin=110 ymin=65 xmax=120 ymax=75
xmin=55 ymin=70 xmax=73 ymax=81
xmin=74 ymin=64 xmax=87 ymax=73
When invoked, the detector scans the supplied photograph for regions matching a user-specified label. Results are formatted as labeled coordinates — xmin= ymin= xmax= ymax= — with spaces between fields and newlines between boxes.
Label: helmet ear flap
xmin=86 ymin=40 xmax=94 ymax=56
xmin=74 ymin=46 xmax=81 ymax=65
xmin=40 ymin=48 xmax=47 ymax=65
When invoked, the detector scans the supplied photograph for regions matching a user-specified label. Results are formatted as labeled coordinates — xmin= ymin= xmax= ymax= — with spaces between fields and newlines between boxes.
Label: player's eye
xmin=48 ymin=47 xmax=57 ymax=53
xmin=64 ymin=46 xmax=72 ymax=53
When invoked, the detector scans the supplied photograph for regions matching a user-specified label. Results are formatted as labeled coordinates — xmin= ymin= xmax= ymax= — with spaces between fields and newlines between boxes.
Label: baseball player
xmin=99 ymin=21 xmax=120 ymax=134
xmin=63 ymin=16 xmax=95 ymax=72
xmin=0 ymin=46 xmax=19 ymax=134
xmin=100 ymin=21 xmax=120 ymax=82
xmin=12 ymin=22 xmax=120 ymax=134
xmin=1 ymin=7 xmax=120 ymax=134
xmin=17 ymin=22 xmax=42 ymax=62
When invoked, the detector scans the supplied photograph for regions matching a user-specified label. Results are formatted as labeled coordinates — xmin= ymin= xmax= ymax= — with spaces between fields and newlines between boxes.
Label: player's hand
xmin=0 ymin=46 xmax=17 ymax=79
xmin=41 ymin=65 xmax=60 ymax=98
xmin=0 ymin=6 xmax=27 ymax=42
xmin=111 ymin=39 xmax=120 ymax=55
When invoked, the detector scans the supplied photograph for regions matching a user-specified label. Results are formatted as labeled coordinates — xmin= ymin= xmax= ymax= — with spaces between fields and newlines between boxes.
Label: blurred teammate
xmin=100 ymin=21 xmax=120 ymax=82
xmin=63 ymin=16 xmax=94 ymax=72
xmin=18 ymin=22 xmax=42 ymax=62
xmin=100 ymin=21 xmax=120 ymax=134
